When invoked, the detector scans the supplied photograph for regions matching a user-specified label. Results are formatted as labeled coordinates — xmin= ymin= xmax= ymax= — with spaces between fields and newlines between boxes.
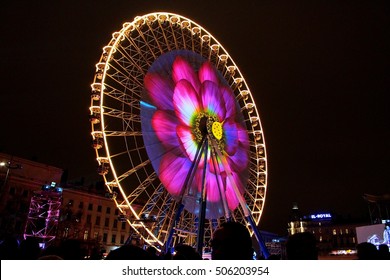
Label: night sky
xmin=1 ymin=0 xmax=389 ymax=235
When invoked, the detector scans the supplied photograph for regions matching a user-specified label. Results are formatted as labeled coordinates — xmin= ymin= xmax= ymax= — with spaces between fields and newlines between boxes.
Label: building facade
xmin=57 ymin=186 xmax=133 ymax=256
xmin=0 ymin=153 xmax=63 ymax=240
xmin=0 ymin=152 xmax=135 ymax=257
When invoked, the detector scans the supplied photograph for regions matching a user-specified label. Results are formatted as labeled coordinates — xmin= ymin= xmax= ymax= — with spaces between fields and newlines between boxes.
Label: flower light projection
xmin=141 ymin=50 xmax=249 ymax=219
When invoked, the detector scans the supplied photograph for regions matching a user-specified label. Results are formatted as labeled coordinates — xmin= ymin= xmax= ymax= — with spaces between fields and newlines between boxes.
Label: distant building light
xmin=308 ymin=213 xmax=332 ymax=220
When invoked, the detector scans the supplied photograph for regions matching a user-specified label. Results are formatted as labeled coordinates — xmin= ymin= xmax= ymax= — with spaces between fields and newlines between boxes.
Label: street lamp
xmin=0 ymin=160 xmax=22 ymax=188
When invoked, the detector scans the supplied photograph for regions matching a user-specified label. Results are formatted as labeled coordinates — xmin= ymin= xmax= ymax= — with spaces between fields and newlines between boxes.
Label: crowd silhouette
xmin=1 ymin=222 xmax=389 ymax=260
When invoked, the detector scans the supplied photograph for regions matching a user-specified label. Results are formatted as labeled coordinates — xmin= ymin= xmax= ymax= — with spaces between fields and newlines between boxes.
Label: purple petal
xmin=200 ymin=81 xmax=226 ymax=120
xmin=173 ymin=80 xmax=201 ymax=125
xmin=198 ymin=60 xmax=219 ymax=84
xmin=219 ymin=85 xmax=236 ymax=119
xmin=227 ymin=143 xmax=249 ymax=172
xmin=223 ymin=120 xmax=239 ymax=156
xmin=172 ymin=56 xmax=200 ymax=93
xmin=237 ymin=123 xmax=250 ymax=150
xmin=144 ymin=72 xmax=174 ymax=110
xmin=159 ymin=153 xmax=192 ymax=197
xmin=151 ymin=110 xmax=182 ymax=154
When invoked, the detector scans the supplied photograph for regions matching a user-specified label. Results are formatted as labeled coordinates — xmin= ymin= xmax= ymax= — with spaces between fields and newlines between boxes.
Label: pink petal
xmin=208 ymin=150 xmax=226 ymax=175
xmin=172 ymin=56 xmax=200 ymax=93
xmin=219 ymin=85 xmax=237 ymax=119
xmin=151 ymin=110 xmax=183 ymax=156
xmin=198 ymin=60 xmax=219 ymax=84
xmin=159 ymin=153 xmax=192 ymax=197
xmin=206 ymin=171 xmax=222 ymax=203
xmin=173 ymin=80 xmax=201 ymax=125
xmin=144 ymin=72 xmax=174 ymax=110
xmin=225 ymin=172 xmax=245 ymax=211
xmin=200 ymin=81 xmax=226 ymax=120
xmin=176 ymin=125 xmax=198 ymax=162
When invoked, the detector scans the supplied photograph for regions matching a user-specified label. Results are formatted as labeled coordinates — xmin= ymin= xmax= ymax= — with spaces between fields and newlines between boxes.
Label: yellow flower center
xmin=211 ymin=121 xmax=223 ymax=140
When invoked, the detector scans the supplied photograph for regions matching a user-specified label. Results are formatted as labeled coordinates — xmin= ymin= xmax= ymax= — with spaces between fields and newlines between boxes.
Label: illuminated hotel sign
xmin=309 ymin=213 xmax=332 ymax=220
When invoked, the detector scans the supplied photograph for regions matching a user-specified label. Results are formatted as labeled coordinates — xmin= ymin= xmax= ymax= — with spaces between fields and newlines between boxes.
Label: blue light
xmin=140 ymin=100 xmax=157 ymax=109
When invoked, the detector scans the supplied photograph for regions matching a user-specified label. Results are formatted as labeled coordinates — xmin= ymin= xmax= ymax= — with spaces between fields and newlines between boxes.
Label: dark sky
xmin=1 ymin=0 xmax=389 ymax=235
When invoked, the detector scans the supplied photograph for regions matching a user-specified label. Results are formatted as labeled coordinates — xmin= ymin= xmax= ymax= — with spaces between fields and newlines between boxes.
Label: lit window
xmin=333 ymin=229 xmax=337 ymax=235
xmin=319 ymin=236 xmax=323 ymax=242
xmin=84 ymin=230 xmax=89 ymax=240
xmin=345 ymin=229 xmax=349 ymax=234
xmin=63 ymin=227 xmax=69 ymax=238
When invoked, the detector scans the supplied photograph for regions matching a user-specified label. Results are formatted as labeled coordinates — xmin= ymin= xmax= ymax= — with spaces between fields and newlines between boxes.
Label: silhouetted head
xmin=356 ymin=242 xmax=378 ymax=260
xmin=286 ymin=232 xmax=318 ymax=260
xmin=173 ymin=244 xmax=202 ymax=260
xmin=105 ymin=245 xmax=153 ymax=260
xmin=211 ymin=221 xmax=254 ymax=260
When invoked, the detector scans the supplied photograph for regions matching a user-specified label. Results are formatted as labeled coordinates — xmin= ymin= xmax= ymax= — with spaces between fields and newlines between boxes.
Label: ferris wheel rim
xmin=89 ymin=12 xmax=268 ymax=249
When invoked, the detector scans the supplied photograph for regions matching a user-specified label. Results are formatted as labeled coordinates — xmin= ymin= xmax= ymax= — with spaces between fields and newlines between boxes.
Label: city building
xmin=57 ymin=185 xmax=134 ymax=256
xmin=286 ymin=203 xmax=372 ymax=258
xmin=0 ymin=152 xmax=63 ymax=240
xmin=0 ymin=152 xmax=136 ymax=257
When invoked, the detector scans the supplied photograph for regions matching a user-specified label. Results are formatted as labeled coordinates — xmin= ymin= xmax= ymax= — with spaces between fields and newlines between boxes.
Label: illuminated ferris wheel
xmin=89 ymin=12 xmax=268 ymax=256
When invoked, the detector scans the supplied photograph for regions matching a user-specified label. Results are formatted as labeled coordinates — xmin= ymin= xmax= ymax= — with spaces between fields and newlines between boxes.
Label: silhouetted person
xmin=356 ymin=242 xmax=378 ymax=260
xmin=145 ymin=245 xmax=161 ymax=260
xmin=173 ymin=244 xmax=202 ymax=260
xmin=378 ymin=244 xmax=390 ymax=260
xmin=105 ymin=244 xmax=154 ymax=260
xmin=286 ymin=232 xmax=318 ymax=260
xmin=0 ymin=235 xmax=19 ymax=260
xmin=211 ymin=221 xmax=254 ymax=260
xmin=59 ymin=239 xmax=85 ymax=260
xmin=19 ymin=238 xmax=41 ymax=259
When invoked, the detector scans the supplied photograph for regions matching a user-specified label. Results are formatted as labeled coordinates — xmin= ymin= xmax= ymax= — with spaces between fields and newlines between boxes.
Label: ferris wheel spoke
xmin=115 ymin=159 xmax=151 ymax=183
xmin=106 ymin=67 xmax=144 ymax=93
xmin=126 ymin=172 xmax=158 ymax=203
xmin=103 ymin=88 xmax=140 ymax=109
xmin=102 ymin=107 xmax=141 ymax=122
xmin=103 ymin=130 xmax=142 ymax=137
xmin=115 ymin=43 xmax=148 ymax=76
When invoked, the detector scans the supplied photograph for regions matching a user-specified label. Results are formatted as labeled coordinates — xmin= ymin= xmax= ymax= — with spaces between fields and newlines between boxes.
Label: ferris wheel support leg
xmin=210 ymin=144 xmax=231 ymax=220
xmin=164 ymin=204 xmax=185 ymax=254
xmin=164 ymin=136 xmax=207 ymax=254
xmin=196 ymin=138 xmax=209 ymax=254
xmin=246 ymin=214 xmax=270 ymax=259
xmin=209 ymin=138 xmax=270 ymax=259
